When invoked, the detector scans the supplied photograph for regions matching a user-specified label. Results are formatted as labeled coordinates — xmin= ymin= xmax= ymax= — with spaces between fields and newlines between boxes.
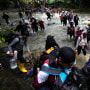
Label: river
xmin=0 ymin=11 xmax=90 ymax=90
xmin=27 ymin=12 xmax=90 ymax=68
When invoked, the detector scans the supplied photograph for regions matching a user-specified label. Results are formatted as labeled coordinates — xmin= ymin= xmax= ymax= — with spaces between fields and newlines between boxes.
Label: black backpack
xmin=33 ymin=47 xmax=60 ymax=78
xmin=5 ymin=30 xmax=16 ymax=44
xmin=87 ymin=30 xmax=90 ymax=38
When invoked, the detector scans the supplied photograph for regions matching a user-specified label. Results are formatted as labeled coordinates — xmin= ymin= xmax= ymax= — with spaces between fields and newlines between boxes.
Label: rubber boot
xmin=20 ymin=63 xmax=27 ymax=73
xmin=84 ymin=55 xmax=89 ymax=62
xmin=76 ymin=55 xmax=79 ymax=60
xmin=18 ymin=60 xmax=20 ymax=69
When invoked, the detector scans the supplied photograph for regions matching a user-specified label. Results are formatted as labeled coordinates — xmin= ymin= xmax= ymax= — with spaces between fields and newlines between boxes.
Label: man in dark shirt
xmin=15 ymin=21 xmax=26 ymax=35
xmin=8 ymin=31 xmax=31 ymax=72
xmin=2 ymin=12 xmax=9 ymax=25
xmin=74 ymin=15 xmax=79 ymax=27
xmin=30 ymin=17 xmax=38 ymax=33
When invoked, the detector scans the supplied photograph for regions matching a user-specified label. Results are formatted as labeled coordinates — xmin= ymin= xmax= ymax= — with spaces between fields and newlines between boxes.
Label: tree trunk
xmin=79 ymin=0 xmax=84 ymax=9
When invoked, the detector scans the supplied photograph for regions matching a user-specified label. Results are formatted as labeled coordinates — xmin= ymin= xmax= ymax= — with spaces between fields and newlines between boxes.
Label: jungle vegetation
xmin=0 ymin=0 xmax=90 ymax=9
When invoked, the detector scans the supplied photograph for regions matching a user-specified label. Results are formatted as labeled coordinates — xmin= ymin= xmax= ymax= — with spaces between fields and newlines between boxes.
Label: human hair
xmin=83 ymin=33 xmax=87 ymax=37
xmin=19 ymin=21 xmax=22 ymax=24
xmin=47 ymin=35 xmax=55 ymax=45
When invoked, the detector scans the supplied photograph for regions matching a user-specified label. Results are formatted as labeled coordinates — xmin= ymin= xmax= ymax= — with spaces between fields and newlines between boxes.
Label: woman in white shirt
xmin=76 ymin=33 xmax=88 ymax=61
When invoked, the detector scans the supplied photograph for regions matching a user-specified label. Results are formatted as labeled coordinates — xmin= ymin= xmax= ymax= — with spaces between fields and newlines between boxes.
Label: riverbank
xmin=1 ymin=8 xmax=90 ymax=14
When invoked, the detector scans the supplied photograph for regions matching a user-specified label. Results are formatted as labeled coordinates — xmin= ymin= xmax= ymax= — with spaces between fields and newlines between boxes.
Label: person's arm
xmin=8 ymin=37 xmax=19 ymax=56
xmin=24 ymin=39 xmax=31 ymax=56
xmin=53 ymin=40 xmax=59 ymax=48
xmin=76 ymin=37 xmax=80 ymax=49
xmin=15 ymin=25 xmax=20 ymax=32
xmin=85 ymin=38 xmax=88 ymax=47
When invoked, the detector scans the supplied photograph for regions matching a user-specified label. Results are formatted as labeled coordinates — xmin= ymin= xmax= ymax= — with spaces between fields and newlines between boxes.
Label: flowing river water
xmin=0 ymin=11 xmax=90 ymax=90
xmin=27 ymin=12 xmax=90 ymax=68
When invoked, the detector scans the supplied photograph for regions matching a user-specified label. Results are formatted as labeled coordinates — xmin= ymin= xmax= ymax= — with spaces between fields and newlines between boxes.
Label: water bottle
xmin=6 ymin=50 xmax=10 ymax=55
xmin=10 ymin=57 xmax=17 ymax=69
xmin=14 ymin=50 xmax=17 ymax=59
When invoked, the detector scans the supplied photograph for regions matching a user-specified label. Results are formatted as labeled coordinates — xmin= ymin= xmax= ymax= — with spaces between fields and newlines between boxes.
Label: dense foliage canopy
xmin=0 ymin=0 xmax=90 ymax=9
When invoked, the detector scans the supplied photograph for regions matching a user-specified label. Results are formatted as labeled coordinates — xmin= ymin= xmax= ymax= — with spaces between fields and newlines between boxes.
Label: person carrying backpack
xmin=38 ymin=20 xmax=45 ymax=31
xmin=75 ymin=33 xmax=88 ymax=61
xmin=59 ymin=58 xmax=90 ymax=90
xmin=46 ymin=11 xmax=51 ymax=20
xmin=62 ymin=15 xmax=67 ymax=26
xmin=33 ymin=46 xmax=76 ymax=90
xmin=15 ymin=20 xmax=29 ymax=35
xmin=74 ymin=14 xmax=79 ymax=27
xmin=74 ymin=27 xmax=83 ymax=46
xmin=45 ymin=35 xmax=59 ymax=50
xmin=25 ymin=46 xmax=59 ymax=80
xmin=67 ymin=21 xmax=75 ymax=40
xmin=18 ymin=8 xmax=23 ymax=19
xmin=86 ymin=22 xmax=90 ymax=43
xmin=30 ymin=17 xmax=38 ymax=33
xmin=60 ymin=14 xmax=63 ymax=25
xmin=8 ymin=31 xmax=31 ymax=72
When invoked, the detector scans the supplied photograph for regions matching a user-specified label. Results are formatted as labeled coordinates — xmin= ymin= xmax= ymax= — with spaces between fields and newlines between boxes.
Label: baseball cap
xmin=57 ymin=47 xmax=75 ymax=64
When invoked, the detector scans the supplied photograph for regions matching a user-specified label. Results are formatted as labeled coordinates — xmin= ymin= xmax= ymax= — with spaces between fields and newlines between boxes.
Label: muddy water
xmin=28 ymin=13 xmax=90 ymax=69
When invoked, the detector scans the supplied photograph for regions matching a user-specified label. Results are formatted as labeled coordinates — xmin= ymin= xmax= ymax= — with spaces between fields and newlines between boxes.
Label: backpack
xmin=78 ymin=36 xmax=82 ymax=44
xmin=5 ymin=30 xmax=17 ymax=44
xmin=87 ymin=30 xmax=90 ymax=39
xmin=39 ymin=47 xmax=59 ymax=68
xmin=74 ymin=35 xmax=82 ymax=47
xmin=32 ymin=47 xmax=59 ymax=78
xmin=67 ymin=26 xmax=74 ymax=35
xmin=77 ymin=30 xmax=82 ymax=36
xmin=25 ymin=47 xmax=60 ymax=80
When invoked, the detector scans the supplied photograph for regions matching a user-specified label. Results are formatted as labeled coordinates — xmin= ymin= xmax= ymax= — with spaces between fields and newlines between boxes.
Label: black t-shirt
xmin=3 ymin=14 xmax=9 ymax=19
xmin=15 ymin=24 xmax=26 ymax=35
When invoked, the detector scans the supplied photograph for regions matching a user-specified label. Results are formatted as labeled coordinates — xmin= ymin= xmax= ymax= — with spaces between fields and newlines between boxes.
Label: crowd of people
xmin=1 ymin=7 xmax=90 ymax=90
xmin=58 ymin=9 xmax=90 ymax=62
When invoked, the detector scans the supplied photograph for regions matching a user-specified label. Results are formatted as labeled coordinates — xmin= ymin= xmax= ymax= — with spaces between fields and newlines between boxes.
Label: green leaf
xmin=11 ymin=30 xmax=15 ymax=33
xmin=0 ymin=40 xmax=2 ymax=44
xmin=1 ymin=37 xmax=5 ymax=42
xmin=67 ymin=0 xmax=71 ymax=4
